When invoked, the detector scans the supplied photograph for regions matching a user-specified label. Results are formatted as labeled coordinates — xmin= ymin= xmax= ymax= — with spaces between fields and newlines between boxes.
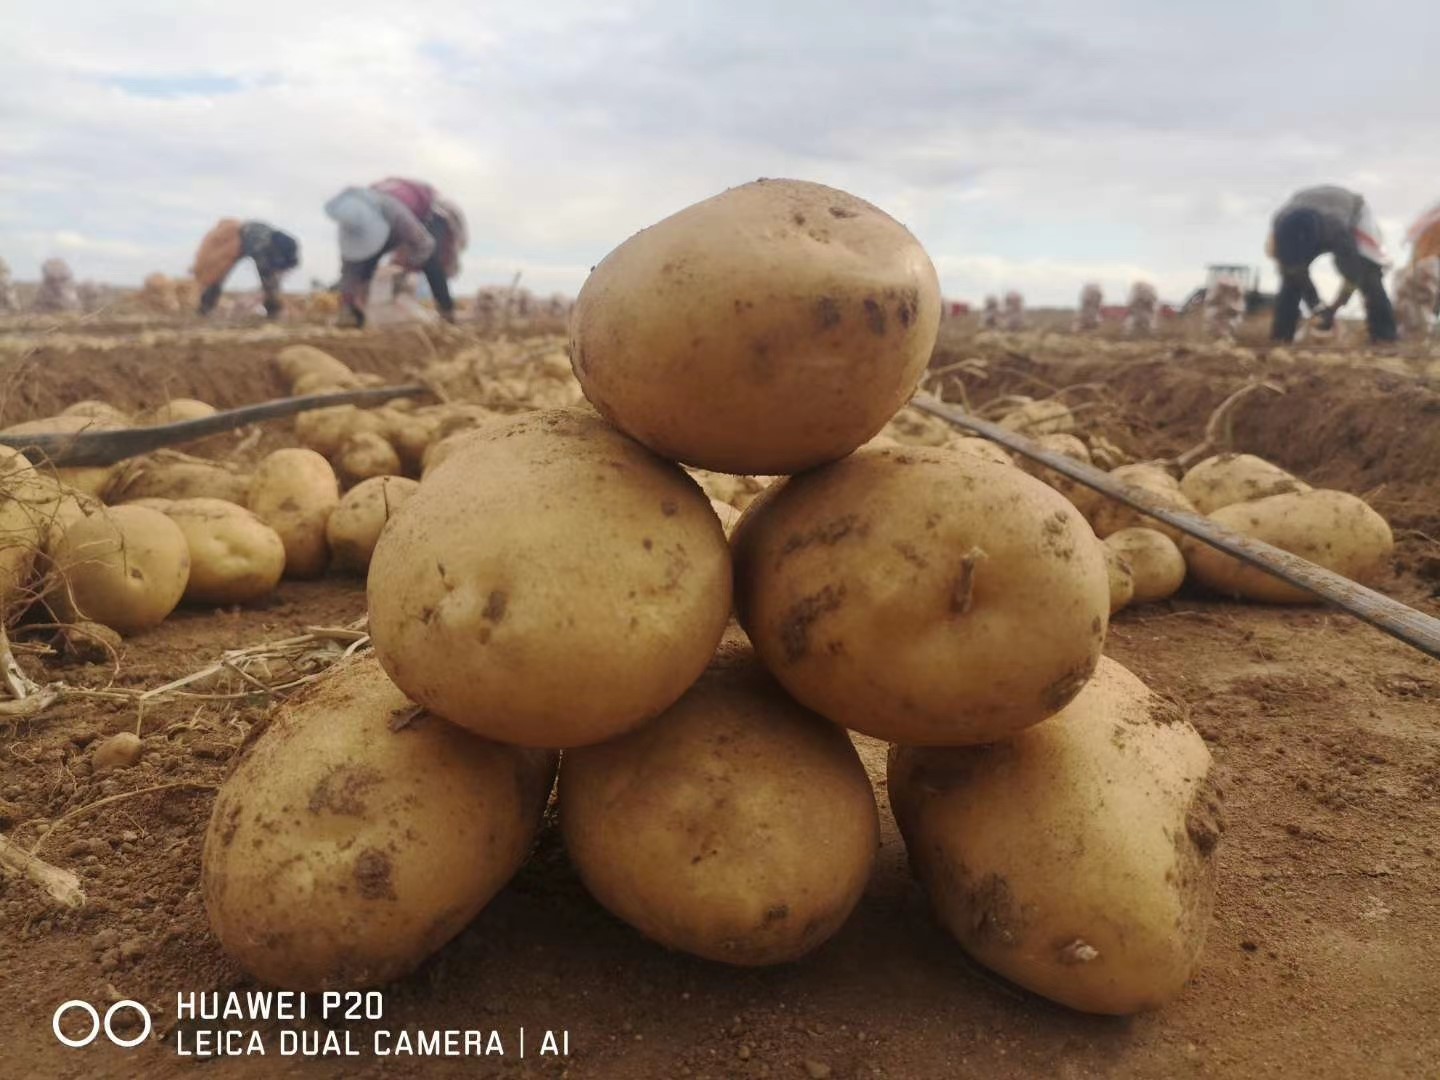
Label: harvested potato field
xmin=0 ymin=312 xmax=1437 ymax=1080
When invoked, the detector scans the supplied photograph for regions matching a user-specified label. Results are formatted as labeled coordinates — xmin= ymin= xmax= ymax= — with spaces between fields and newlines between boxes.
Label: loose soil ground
xmin=0 ymin=321 xmax=1436 ymax=1079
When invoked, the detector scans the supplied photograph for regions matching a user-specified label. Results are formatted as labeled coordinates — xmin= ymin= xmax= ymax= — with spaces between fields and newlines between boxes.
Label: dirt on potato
xmin=1 ymin=317 xmax=1438 ymax=1080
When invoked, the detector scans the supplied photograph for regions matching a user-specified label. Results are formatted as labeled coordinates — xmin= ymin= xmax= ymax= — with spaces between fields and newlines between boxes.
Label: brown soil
xmin=1 ymin=323 xmax=1437 ymax=1080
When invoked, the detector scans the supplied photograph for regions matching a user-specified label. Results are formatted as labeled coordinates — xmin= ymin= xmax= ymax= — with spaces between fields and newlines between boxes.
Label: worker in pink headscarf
xmin=324 ymin=178 xmax=468 ymax=328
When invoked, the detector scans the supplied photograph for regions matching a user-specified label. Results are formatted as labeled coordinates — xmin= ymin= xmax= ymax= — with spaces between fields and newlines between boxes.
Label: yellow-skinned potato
xmin=733 ymin=445 xmax=1109 ymax=745
xmin=997 ymin=399 xmax=1074 ymax=436
xmin=326 ymin=476 xmax=420 ymax=574
xmin=1184 ymin=489 xmax=1393 ymax=604
xmin=0 ymin=449 xmax=60 ymax=621
xmin=59 ymin=400 xmax=130 ymax=426
xmin=202 ymin=656 xmax=557 ymax=991
xmin=1089 ymin=463 xmax=1197 ymax=542
xmin=884 ymin=406 xmax=952 ymax=447
xmin=47 ymin=505 xmax=190 ymax=634
xmin=334 ymin=431 xmax=403 ymax=486
xmin=163 ymin=498 xmax=286 ymax=605
xmin=1180 ymin=453 xmax=1310 ymax=514
xmin=274 ymin=344 xmax=354 ymax=389
xmin=368 ymin=408 xmax=733 ymax=748
xmin=1104 ymin=528 xmax=1186 ymax=603
xmin=3 ymin=413 xmax=127 ymax=501
xmin=561 ymin=636 xmax=878 ymax=965
xmin=247 ymin=449 xmax=340 ymax=579
xmin=888 ymin=656 xmax=1222 ymax=1015
xmin=294 ymin=405 xmax=386 ymax=459
xmin=108 ymin=455 xmax=252 ymax=506
xmin=570 ymin=178 xmax=942 ymax=474
xmin=377 ymin=407 xmax=440 ymax=473
xmin=946 ymin=435 xmax=1014 ymax=467
xmin=419 ymin=430 xmax=484 ymax=479
xmin=1016 ymin=432 xmax=1101 ymax=517
xmin=1103 ymin=544 xmax=1135 ymax=613
xmin=292 ymin=371 xmax=361 ymax=396
xmin=136 ymin=398 xmax=216 ymax=426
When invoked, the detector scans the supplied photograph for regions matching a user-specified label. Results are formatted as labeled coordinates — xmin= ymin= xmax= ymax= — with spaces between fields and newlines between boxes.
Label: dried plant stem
xmin=0 ymin=830 xmax=85 ymax=908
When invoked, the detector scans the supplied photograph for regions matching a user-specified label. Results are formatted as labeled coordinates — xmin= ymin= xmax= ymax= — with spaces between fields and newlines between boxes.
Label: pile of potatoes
xmin=0 ymin=370 xmax=423 ymax=641
xmin=199 ymin=179 xmax=1223 ymax=1017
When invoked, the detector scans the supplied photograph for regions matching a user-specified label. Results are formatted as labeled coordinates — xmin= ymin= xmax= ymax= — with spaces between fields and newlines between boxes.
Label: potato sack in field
xmin=367 ymin=408 xmax=733 ymax=748
xmin=202 ymin=656 xmax=556 ymax=991
xmin=560 ymin=633 xmax=878 ymax=965
xmin=733 ymin=444 xmax=1110 ymax=745
xmin=569 ymin=178 xmax=942 ymax=475
xmin=888 ymin=656 xmax=1222 ymax=1015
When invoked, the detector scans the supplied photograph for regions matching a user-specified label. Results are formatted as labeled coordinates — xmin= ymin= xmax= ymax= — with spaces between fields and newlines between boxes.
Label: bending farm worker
xmin=192 ymin=219 xmax=300 ymax=320
xmin=1266 ymin=185 xmax=1396 ymax=343
xmin=325 ymin=178 xmax=468 ymax=328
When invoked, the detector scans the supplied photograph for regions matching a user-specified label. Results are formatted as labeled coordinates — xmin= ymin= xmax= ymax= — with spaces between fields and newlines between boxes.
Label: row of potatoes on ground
xmin=0 ymin=342 xmax=583 ymax=642
xmin=196 ymin=179 xmax=1314 ymax=1020
xmin=867 ymin=395 xmax=1394 ymax=611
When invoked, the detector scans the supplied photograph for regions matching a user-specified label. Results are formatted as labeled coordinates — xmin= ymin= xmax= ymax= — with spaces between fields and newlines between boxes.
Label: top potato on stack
xmin=569 ymin=178 xmax=943 ymax=475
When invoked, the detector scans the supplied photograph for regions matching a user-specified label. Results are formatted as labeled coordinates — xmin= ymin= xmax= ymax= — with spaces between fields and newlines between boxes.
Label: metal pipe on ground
xmin=911 ymin=392 xmax=1440 ymax=661
xmin=0 ymin=385 xmax=434 ymax=468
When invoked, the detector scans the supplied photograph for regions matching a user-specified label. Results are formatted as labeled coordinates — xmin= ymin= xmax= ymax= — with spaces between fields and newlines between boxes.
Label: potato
xmin=419 ymin=430 xmax=481 ymax=479
xmin=561 ymin=636 xmax=878 ymax=965
xmin=1089 ymin=463 xmax=1197 ymax=542
xmin=247 ymin=449 xmax=340 ymax=579
xmin=888 ymin=656 xmax=1222 ymax=1015
xmin=326 ymin=476 xmax=420 ymax=574
xmin=1180 ymin=453 xmax=1310 ymax=514
xmin=377 ymin=408 xmax=440 ymax=473
xmin=733 ymin=446 xmax=1109 ymax=745
xmin=47 ymin=505 xmax=190 ymax=633
xmin=945 ymin=435 xmax=1014 ymax=467
xmin=274 ymin=344 xmax=355 ymax=389
xmin=334 ymin=431 xmax=402 ymax=486
xmin=709 ymin=498 xmax=742 ymax=536
xmin=295 ymin=405 xmax=387 ymax=458
xmin=884 ymin=406 xmax=952 ymax=447
xmin=1104 ymin=528 xmax=1186 ymax=603
xmin=1104 ymin=544 xmax=1135 ymax=614
xmin=108 ymin=456 xmax=252 ymax=506
xmin=136 ymin=398 xmax=216 ymax=426
xmin=0 ymin=450 xmax=61 ymax=620
xmin=1016 ymin=432 xmax=1100 ymax=516
xmin=59 ymin=400 xmax=130 ymax=425
xmin=997 ymin=399 xmax=1074 ymax=436
xmin=570 ymin=178 xmax=942 ymax=474
xmin=292 ymin=371 xmax=361 ymax=396
xmin=202 ymin=656 xmax=556 ymax=990
xmin=1183 ymin=489 xmax=1393 ymax=604
xmin=3 ymin=413 xmax=128 ymax=500
xmin=369 ymin=408 xmax=732 ymax=748
xmin=163 ymin=498 xmax=286 ymax=605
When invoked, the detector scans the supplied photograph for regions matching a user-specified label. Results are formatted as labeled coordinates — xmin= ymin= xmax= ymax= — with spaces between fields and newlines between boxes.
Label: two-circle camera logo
xmin=53 ymin=1000 xmax=151 ymax=1049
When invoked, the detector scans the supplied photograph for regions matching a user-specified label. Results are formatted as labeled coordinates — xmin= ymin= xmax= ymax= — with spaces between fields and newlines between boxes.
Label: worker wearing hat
xmin=192 ymin=219 xmax=300 ymax=319
xmin=325 ymin=179 xmax=468 ymax=328
xmin=1265 ymin=185 xmax=1396 ymax=343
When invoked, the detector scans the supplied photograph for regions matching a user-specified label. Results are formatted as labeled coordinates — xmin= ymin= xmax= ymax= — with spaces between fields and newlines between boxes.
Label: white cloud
xmin=1 ymin=2 xmax=1436 ymax=308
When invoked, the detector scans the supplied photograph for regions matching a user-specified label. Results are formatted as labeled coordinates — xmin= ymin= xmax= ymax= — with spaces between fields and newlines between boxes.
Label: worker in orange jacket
xmin=191 ymin=220 xmax=300 ymax=319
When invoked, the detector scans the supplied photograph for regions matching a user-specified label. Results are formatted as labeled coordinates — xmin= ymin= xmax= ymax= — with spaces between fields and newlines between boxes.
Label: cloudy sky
xmin=2 ymin=1 xmax=1437 ymax=305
